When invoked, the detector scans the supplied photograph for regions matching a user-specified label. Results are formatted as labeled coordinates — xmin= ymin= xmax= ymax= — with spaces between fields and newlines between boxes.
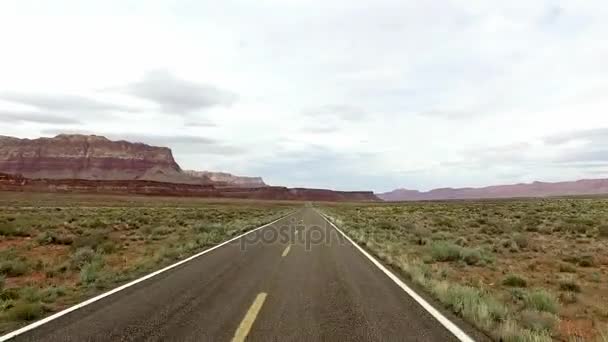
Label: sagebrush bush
xmin=524 ymin=289 xmax=559 ymax=314
xmin=497 ymin=319 xmax=552 ymax=342
xmin=519 ymin=310 xmax=559 ymax=333
xmin=600 ymin=225 xmax=608 ymax=238
xmin=559 ymin=278 xmax=581 ymax=293
xmin=70 ymin=247 xmax=96 ymax=270
xmin=432 ymin=281 xmax=507 ymax=330
xmin=559 ymin=263 xmax=576 ymax=273
xmin=6 ymin=301 xmax=44 ymax=321
xmin=513 ymin=233 xmax=529 ymax=249
xmin=503 ymin=274 xmax=528 ymax=288
xmin=431 ymin=242 xmax=461 ymax=262
xmin=0 ymin=259 xmax=29 ymax=277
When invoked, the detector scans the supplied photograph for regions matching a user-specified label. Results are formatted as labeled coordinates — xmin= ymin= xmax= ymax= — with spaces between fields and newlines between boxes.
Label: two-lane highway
xmin=6 ymin=208 xmax=473 ymax=341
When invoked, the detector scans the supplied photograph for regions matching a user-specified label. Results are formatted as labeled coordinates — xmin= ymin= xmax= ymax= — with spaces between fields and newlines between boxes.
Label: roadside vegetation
xmin=320 ymin=198 xmax=608 ymax=341
xmin=0 ymin=193 xmax=295 ymax=334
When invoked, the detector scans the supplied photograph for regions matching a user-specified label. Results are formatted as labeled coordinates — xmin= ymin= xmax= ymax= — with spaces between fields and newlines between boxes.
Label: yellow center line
xmin=281 ymin=245 xmax=291 ymax=257
xmin=231 ymin=292 xmax=268 ymax=342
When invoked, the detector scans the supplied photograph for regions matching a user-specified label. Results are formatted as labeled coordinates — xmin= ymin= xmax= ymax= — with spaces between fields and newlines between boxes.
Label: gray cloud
xmin=40 ymin=128 xmax=245 ymax=156
xmin=112 ymin=134 xmax=246 ymax=156
xmin=303 ymin=105 xmax=367 ymax=121
xmin=544 ymin=128 xmax=608 ymax=145
xmin=558 ymin=150 xmax=608 ymax=163
xmin=249 ymin=145 xmax=386 ymax=190
xmin=184 ymin=121 xmax=217 ymax=128
xmin=300 ymin=125 xmax=339 ymax=134
xmin=125 ymin=70 xmax=237 ymax=114
xmin=0 ymin=92 xmax=135 ymax=113
xmin=0 ymin=111 xmax=80 ymax=124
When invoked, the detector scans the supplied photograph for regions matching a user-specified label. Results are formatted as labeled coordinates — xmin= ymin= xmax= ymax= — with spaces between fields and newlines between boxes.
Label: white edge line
xmin=317 ymin=210 xmax=476 ymax=342
xmin=0 ymin=211 xmax=296 ymax=342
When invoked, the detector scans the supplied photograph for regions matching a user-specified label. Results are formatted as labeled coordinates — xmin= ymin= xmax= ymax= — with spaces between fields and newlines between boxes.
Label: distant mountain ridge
xmin=378 ymin=179 xmax=608 ymax=201
xmin=0 ymin=134 xmax=264 ymax=187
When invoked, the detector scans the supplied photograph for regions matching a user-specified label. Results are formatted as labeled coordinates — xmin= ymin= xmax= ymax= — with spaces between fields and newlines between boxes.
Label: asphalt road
xmin=8 ymin=208 xmax=474 ymax=342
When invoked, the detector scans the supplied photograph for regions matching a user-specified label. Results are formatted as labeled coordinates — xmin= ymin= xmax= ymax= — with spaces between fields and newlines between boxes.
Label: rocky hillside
xmin=378 ymin=179 xmax=608 ymax=201
xmin=0 ymin=134 xmax=208 ymax=184
xmin=184 ymin=170 xmax=266 ymax=187
xmin=0 ymin=134 xmax=379 ymax=201
xmin=0 ymin=173 xmax=379 ymax=201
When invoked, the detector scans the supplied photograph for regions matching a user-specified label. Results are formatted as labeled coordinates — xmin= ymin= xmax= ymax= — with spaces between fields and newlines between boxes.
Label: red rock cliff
xmin=0 ymin=134 xmax=205 ymax=184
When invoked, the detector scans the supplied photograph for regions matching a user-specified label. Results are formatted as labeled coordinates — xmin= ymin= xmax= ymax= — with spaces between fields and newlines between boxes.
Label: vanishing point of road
xmin=5 ymin=208 xmax=483 ymax=342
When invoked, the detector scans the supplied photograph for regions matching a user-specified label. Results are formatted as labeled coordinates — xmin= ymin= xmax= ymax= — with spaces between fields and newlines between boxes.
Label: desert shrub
xmin=578 ymin=255 xmax=595 ymax=267
xmin=525 ymin=289 xmax=559 ymax=314
xmin=86 ymin=218 xmax=108 ymax=229
xmin=19 ymin=286 xmax=43 ymax=303
xmin=510 ymin=288 xmax=527 ymax=303
xmin=519 ymin=310 xmax=559 ymax=333
xmin=377 ymin=219 xmax=399 ymax=230
xmin=559 ymin=278 xmax=581 ymax=293
xmin=5 ymin=301 xmax=44 ymax=321
xmin=496 ymin=319 xmax=552 ymax=342
xmin=0 ymin=221 xmax=31 ymax=237
xmin=98 ymin=240 xmax=117 ymax=254
xmin=36 ymin=231 xmax=74 ymax=245
xmin=40 ymin=286 xmax=67 ymax=303
xmin=152 ymin=226 xmax=173 ymax=237
xmin=432 ymin=281 xmax=507 ymax=330
xmin=600 ymin=225 xmax=608 ymax=238
xmin=460 ymin=248 xmax=483 ymax=265
xmin=73 ymin=231 xmax=108 ymax=251
xmin=559 ymin=263 xmax=576 ymax=273
xmin=503 ymin=275 xmax=528 ymax=288
xmin=70 ymin=247 xmax=96 ymax=270
xmin=431 ymin=242 xmax=462 ymax=262
xmin=454 ymin=236 xmax=468 ymax=246
xmin=80 ymin=261 xmax=103 ymax=285
xmin=559 ymin=291 xmax=578 ymax=304
xmin=430 ymin=242 xmax=491 ymax=265
xmin=513 ymin=233 xmax=529 ymax=249
xmin=0 ymin=259 xmax=29 ymax=277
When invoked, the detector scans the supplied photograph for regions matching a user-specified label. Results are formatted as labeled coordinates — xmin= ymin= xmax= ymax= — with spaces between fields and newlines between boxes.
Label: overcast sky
xmin=1 ymin=0 xmax=607 ymax=192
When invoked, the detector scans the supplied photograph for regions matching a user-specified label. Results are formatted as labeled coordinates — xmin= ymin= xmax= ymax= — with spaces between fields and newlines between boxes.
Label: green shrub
xmin=36 ymin=231 xmax=74 ymax=245
xmin=578 ymin=255 xmax=595 ymax=267
xmin=0 ymin=259 xmax=29 ymax=277
xmin=80 ymin=261 xmax=103 ymax=285
xmin=503 ymin=275 xmax=528 ymax=287
xmin=5 ymin=301 xmax=44 ymax=321
xmin=0 ymin=222 xmax=31 ymax=237
xmin=519 ymin=310 xmax=559 ymax=332
xmin=559 ymin=291 xmax=578 ymax=304
xmin=73 ymin=231 xmax=108 ymax=251
xmin=600 ymin=225 xmax=608 ymax=238
xmin=377 ymin=219 xmax=399 ymax=230
xmin=513 ymin=233 xmax=529 ymax=249
xmin=524 ymin=289 xmax=559 ymax=314
xmin=458 ymin=249 xmax=478 ymax=266
xmin=497 ymin=319 xmax=553 ymax=342
xmin=431 ymin=242 xmax=462 ymax=262
xmin=559 ymin=263 xmax=576 ymax=273
xmin=559 ymin=278 xmax=581 ymax=293
xmin=40 ymin=286 xmax=67 ymax=303
xmin=432 ymin=281 xmax=507 ymax=330
xmin=70 ymin=247 xmax=96 ymax=270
